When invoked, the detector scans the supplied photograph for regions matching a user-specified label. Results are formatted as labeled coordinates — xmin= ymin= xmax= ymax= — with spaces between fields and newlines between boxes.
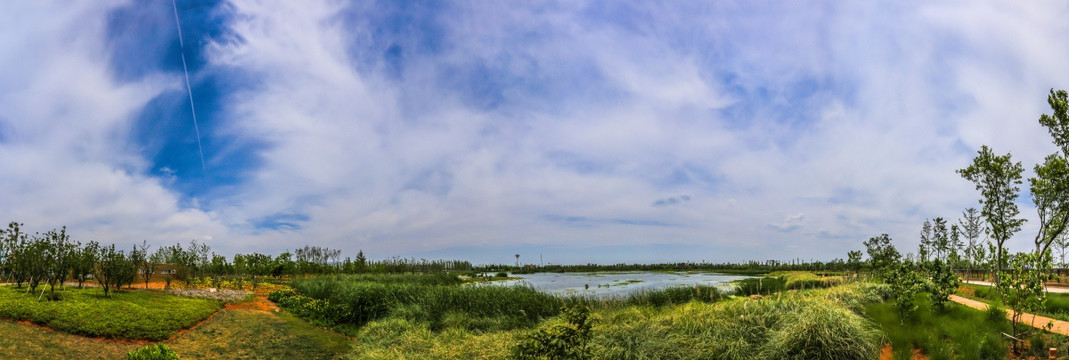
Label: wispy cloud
xmin=1 ymin=1 xmax=1068 ymax=263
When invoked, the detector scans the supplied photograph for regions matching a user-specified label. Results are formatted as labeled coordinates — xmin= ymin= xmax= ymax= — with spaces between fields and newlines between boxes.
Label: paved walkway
xmin=949 ymin=294 xmax=1069 ymax=336
xmin=962 ymin=280 xmax=1069 ymax=294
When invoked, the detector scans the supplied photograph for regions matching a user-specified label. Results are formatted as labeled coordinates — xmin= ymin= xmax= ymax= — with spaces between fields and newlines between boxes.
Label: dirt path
xmin=949 ymin=294 xmax=1069 ymax=336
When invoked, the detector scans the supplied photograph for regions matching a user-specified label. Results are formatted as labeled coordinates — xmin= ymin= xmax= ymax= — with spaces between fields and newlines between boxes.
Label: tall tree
xmin=1029 ymin=154 xmax=1069 ymax=256
xmin=1030 ymin=89 xmax=1069 ymax=256
xmin=958 ymin=145 xmax=1026 ymax=287
xmin=959 ymin=208 xmax=984 ymax=271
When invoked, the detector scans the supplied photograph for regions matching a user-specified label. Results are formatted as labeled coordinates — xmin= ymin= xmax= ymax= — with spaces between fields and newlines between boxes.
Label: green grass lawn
xmin=0 ymin=318 xmax=140 ymax=360
xmin=866 ymin=293 xmax=1010 ymax=360
xmin=0 ymin=285 xmax=221 ymax=340
xmin=0 ymin=305 xmax=350 ymax=359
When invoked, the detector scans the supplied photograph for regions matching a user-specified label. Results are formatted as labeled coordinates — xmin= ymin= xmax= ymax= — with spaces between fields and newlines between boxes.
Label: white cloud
xmin=4 ymin=1 xmax=1069 ymax=263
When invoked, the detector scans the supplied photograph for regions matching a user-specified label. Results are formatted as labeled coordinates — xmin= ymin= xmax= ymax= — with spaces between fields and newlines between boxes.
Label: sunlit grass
xmin=0 ymin=285 xmax=221 ymax=340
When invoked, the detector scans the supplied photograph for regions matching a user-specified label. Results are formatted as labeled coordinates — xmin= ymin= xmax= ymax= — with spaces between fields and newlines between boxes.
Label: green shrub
xmin=512 ymin=303 xmax=594 ymax=360
xmin=622 ymin=285 xmax=724 ymax=307
xmin=761 ymin=299 xmax=883 ymax=359
xmin=733 ymin=277 xmax=786 ymax=295
xmin=127 ymin=343 xmax=179 ymax=360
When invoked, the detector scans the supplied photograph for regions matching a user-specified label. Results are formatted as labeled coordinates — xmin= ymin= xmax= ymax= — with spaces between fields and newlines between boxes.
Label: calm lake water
xmin=478 ymin=271 xmax=752 ymax=298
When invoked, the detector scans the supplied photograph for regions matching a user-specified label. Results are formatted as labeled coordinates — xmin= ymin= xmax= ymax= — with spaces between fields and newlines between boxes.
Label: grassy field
xmin=271 ymin=274 xmax=890 ymax=360
xmin=0 ymin=286 xmax=221 ymax=340
xmin=11 ymin=272 xmax=1053 ymax=359
xmin=0 ymin=304 xmax=349 ymax=359
xmin=866 ymin=293 xmax=1010 ymax=360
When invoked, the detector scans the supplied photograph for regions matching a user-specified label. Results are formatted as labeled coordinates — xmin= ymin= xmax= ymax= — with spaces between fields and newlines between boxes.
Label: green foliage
xmin=958 ymin=145 xmax=1025 ymax=287
xmin=846 ymin=250 xmax=863 ymax=273
xmin=884 ymin=262 xmax=923 ymax=318
xmin=733 ymin=276 xmax=786 ymax=295
xmin=998 ymin=250 xmax=1053 ymax=351
xmin=512 ymin=303 xmax=594 ymax=360
xmin=925 ymin=259 xmax=961 ymax=309
xmin=1039 ymin=88 xmax=1069 ymax=156
xmin=866 ymin=294 xmax=1009 ymax=360
xmin=864 ymin=233 xmax=901 ymax=273
xmin=92 ymin=242 xmax=135 ymax=297
xmin=127 ymin=343 xmax=179 ymax=360
xmin=0 ymin=285 xmax=221 ymax=340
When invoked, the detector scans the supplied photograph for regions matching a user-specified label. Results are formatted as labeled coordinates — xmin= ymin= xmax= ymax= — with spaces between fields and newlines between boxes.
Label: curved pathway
xmin=949 ymin=294 xmax=1069 ymax=336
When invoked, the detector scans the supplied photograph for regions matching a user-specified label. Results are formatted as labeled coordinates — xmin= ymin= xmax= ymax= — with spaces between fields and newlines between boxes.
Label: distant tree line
xmin=0 ymin=222 xmax=472 ymax=299
xmin=479 ymin=258 xmax=856 ymax=274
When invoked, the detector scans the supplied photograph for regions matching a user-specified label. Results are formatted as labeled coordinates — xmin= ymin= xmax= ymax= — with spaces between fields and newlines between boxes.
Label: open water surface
xmin=478 ymin=271 xmax=752 ymax=298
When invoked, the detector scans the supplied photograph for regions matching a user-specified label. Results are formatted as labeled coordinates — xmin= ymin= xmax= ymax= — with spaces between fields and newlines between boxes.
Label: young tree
xmin=355 ymin=250 xmax=368 ymax=273
xmin=2 ymin=223 xmax=30 ymax=288
xmin=131 ymin=241 xmax=155 ymax=289
xmin=42 ymin=227 xmax=75 ymax=300
xmin=846 ymin=250 xmax=863 ymax=274
xmin=93 ymin=243 xmax=125 ymax=297
xmin=999 ymin=251 xmax=1053 ymax=353
xmin=273 ymin=251 xmax=294 ymax=279
xmin=931 ymin=217 xmax=949 ymax=261
xmin=959 ymin=208 xmax=984 ymax=276
xmin=958 ymin=145 xmax=1026 ymax=287
xmin=948 ymin=224 xmax=964 ymax=270
xmin=925 ymin=259 xmax=961 ymax=310
xmin=25 ymin=234 xmax=49 ymax=294
xmin=70 ymin=242 xmax=97 ymax=288
xmin=149 ymin=248 xmax=171 ymax=289
xmin=919 ymin=219 xmax=932 ymax=263
xmin=1056 ymin=231 xmax=1069 ymax=267
xmin=864 ymin=234 xmax=900 ymax=273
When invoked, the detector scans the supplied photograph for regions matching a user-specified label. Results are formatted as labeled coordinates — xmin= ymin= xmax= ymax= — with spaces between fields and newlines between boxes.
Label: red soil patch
xmin=225 ymin=296 xmax=279 ymax=312
xmin=878 ymin=344 xmax=930 ymax=360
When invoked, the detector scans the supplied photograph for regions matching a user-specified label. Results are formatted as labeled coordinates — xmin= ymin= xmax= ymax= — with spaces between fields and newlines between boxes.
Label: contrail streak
xmin=172 ymin=0 xmax=206 ymax=172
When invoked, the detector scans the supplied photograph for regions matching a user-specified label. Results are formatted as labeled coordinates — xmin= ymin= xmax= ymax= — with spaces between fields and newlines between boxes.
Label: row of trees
xmin=846 ymin=89 xmax=1069 ymax=352
xmin=0 ymin=222 xmax=473 ymax=299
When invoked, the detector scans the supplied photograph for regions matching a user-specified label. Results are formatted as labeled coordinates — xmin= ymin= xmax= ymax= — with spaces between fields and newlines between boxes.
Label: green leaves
xmin=1039 ymin=89 xmax=1069 ymax=156
xmin=512 ymin=303 xmax=594 ymax=360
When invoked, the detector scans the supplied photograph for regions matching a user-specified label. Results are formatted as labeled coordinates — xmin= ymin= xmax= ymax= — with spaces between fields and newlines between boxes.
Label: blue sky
xmin=2 ymin=1 xmax=1069 ymax=264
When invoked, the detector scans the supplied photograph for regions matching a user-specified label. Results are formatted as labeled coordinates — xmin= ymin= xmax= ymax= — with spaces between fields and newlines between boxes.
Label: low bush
xmin=127 ymin=343 xmax=179 ymax=360
xmin=733 ymin=276 xmax=787 ymax=295
xmin=513 ymin=303 xmax=594 ymax=360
